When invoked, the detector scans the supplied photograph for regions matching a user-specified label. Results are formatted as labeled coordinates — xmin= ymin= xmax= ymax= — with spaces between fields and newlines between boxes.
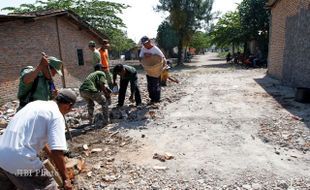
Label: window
xmin=77 ymin=49 xmax=84 ymax=65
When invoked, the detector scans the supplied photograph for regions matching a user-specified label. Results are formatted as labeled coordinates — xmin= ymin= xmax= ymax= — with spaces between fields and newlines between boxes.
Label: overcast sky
xmin=0 ymin=0 xmax=242 ymax=43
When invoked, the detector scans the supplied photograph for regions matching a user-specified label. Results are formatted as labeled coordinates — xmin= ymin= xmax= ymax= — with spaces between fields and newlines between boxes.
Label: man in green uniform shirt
xmin=79 ymin=70 xmax=111 ymax=125
xmin=17 ymin=55 xmax=63 ymax=111
xmin=88 ymin=41 xmax=101 ymax=67
xmin=113 ymin=64 xmax=142 ymax=107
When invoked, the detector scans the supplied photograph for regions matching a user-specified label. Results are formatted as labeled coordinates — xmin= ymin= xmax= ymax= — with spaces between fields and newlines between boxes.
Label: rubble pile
xmin=258 ymin=113 xmax=310 ymax=153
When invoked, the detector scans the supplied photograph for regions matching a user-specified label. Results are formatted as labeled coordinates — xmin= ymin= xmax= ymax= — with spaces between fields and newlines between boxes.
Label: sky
xmin=0 ymin=0 xmax=242 ymax=43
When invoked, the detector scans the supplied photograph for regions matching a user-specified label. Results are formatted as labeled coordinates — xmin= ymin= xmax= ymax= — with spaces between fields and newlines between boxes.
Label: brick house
xmin=0 ymin=10 xmax=107 ymax=104
xmin=267 ymin=0 xmax=310 ymax=88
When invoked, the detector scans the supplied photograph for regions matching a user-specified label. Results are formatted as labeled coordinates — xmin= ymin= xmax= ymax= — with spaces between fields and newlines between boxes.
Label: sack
xmin=142 ymin=55 xmax=164 ymax=78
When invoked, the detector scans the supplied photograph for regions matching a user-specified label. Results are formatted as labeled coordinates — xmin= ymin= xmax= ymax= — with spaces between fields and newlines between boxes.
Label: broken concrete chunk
xmin=91 ymin=148 xmax=103 ymax=153
xmin=82 ymin=144 xmax=89 ymax=150
xmin=153 ymin=166 xmax=168 ymax=170
xmin=102 ymin=175 xmax=119 ymax=182
xmin=164 ymin=152 xmax=174 ymax=160
xmin=153 ymin=153 xmax=166 ymax=162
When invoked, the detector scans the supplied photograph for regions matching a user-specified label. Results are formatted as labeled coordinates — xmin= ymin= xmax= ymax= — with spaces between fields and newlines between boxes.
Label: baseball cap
xmin=57 ymin=88 xmax=77 ymax=105
xmin=48 ymin=56 xmax=63 ymax=76
xmin=140 ymin=36 xmax=150 ymax=44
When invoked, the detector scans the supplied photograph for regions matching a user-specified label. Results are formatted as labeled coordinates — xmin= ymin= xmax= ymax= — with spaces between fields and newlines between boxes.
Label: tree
xmin=189 ymin=31 xmax=211 ymax=53
xmin=156 ymin=0 xmax=214 ymax=64
xmin=156 ymin=21 xmax=179 ymax=58
xmin=2 ymin=0 xmax=135 ymax=56
xmin=238 ymin=0 xmax=270 ymax=55
xmin=210 ymin=11 xmax=243 ymax=52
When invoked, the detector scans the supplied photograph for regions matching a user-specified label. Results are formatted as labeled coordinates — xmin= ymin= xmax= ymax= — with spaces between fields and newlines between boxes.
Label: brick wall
xmin=268 ymin=0 xmax=310 ymax=88
xmin=0 ymin=16 xmax=100 ymax=105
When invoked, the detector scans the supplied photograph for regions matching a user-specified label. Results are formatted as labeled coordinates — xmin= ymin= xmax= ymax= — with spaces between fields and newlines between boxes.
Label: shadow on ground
xmin=255 ymin=75 xmax=310 ymax=129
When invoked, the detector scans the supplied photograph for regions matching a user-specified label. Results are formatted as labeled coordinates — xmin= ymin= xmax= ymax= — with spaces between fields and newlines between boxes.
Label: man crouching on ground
xmin=0 ymin=89 xmax=76 ymax=190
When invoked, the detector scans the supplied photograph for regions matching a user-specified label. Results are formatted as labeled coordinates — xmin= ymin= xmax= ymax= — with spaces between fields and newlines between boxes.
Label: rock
xmin=277 ymin=180 xmax=288 ymax=189
xmin=0 ymin=118 xmax=8 ymax=128
xmin=102 ymin=175 xmax=119 ymax=182
xmin=252 ymin=183 xmax=263 ymax=190
xmin=6 ymin=108 xmax=15 ymax=114
xmin=153 ymin=166 xmax=168 ymax=170
xmin=242 ymin=184 xmax=252 ymax=190
xmin=164 ymin=152 xmax=174 ymax=160
xmin=82 ymin=144 xmax=89 ymax=150
xmin=91 ymin=148 xmax=103 ymax=153
xmin=153 ymin=153 xmax=166 ymax=162
xmin=197 ymin=179 xmax=205 ymax=184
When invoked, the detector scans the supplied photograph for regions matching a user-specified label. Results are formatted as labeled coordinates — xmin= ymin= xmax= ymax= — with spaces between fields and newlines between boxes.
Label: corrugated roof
xmin=0 ymin=9 xmax=108 ymax=41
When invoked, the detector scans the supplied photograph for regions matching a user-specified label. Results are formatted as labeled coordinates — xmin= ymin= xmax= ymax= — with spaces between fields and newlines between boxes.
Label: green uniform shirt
xmin=17 ymin=66 xmax=51 ymax=101
xmin=92 ymin=49 xmax=101 ymax=65
xmin=79 ymin=71 xmax=107 ymax=92
xmin=113 ymin=65 xmax=137 ymax=81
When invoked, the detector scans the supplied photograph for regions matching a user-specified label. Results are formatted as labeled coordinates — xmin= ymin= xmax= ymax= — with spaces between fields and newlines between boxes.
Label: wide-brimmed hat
xmin=48 ymin=56 xmax=63 ymax=76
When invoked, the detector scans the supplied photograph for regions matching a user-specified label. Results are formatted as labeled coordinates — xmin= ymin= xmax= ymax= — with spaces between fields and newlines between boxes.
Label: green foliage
xmin=238 ymin=0 xmax=269 ymax=39
xmin=189 ymin=31 xmax=211 ymax=51
xmin=2 ymin=0 xmax=135 ymax=55
xmin=156 ymin=21 xmax=179 ymax=57
xmin=156 ymin=0 xmax=214 ymax=63
xmin=210 ymin=11 xmax=243 ymax=47
xmin=238 ymin=0 xmax=270 ymax=55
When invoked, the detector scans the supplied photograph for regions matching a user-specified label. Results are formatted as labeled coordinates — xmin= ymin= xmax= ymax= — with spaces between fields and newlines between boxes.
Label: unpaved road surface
xmin=110 ymin=53 xmax=310 ymax=189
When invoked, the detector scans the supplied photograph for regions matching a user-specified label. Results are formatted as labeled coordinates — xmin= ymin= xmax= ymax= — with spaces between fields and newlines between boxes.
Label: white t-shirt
xmin=0 ymin=100 xmax=67 ymax=175
xmin=139 ymin=45 xmax=165 ymax=58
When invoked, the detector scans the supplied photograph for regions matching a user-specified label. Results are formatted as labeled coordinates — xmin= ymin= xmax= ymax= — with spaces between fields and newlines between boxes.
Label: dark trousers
xmin=146 ymin=75 xmax=161 ymax=102
xmin=118 ymin=77 xmax=141 ymax=106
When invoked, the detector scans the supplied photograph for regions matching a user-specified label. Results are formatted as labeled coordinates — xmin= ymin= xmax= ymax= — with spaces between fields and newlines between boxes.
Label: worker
xmin=79 ymin=70 xmax=111 ymax=125
xmin=98 ymin=39 xmax=113 ymax=88
xmin=17 ymin=54 xmax=63 ymax=111
xmin=88 ymin=40 xmax=101 ymax=68
xmin=112 ymin=64 xmax=142 ymax=107
xmin=0 ymin=88 xmax=76 ymax=190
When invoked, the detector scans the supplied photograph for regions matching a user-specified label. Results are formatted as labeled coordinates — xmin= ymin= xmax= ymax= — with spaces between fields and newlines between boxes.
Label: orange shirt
xmin=99 ymin=48 xmax=109 ymax=70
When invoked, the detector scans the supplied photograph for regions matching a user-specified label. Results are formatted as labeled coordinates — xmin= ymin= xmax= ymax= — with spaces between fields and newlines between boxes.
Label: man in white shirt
xmin=0 ymin=89 xmax=76 ymax=190
xmin=139 ymin=36 xmax=166 ymax=104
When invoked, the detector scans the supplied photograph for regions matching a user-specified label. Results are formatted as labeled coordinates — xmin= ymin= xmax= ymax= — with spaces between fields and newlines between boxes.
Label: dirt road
xmin=112 ymin=53 xmax=310 ymax=189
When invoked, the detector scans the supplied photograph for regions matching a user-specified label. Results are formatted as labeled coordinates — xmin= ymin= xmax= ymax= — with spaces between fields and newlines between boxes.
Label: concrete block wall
xmin=0 ymin=16 xmax=100 ymax=105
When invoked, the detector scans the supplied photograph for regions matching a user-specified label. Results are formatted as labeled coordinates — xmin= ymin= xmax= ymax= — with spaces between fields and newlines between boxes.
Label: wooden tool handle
xmin=43 ymin=159 xmax=63 ymax=187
